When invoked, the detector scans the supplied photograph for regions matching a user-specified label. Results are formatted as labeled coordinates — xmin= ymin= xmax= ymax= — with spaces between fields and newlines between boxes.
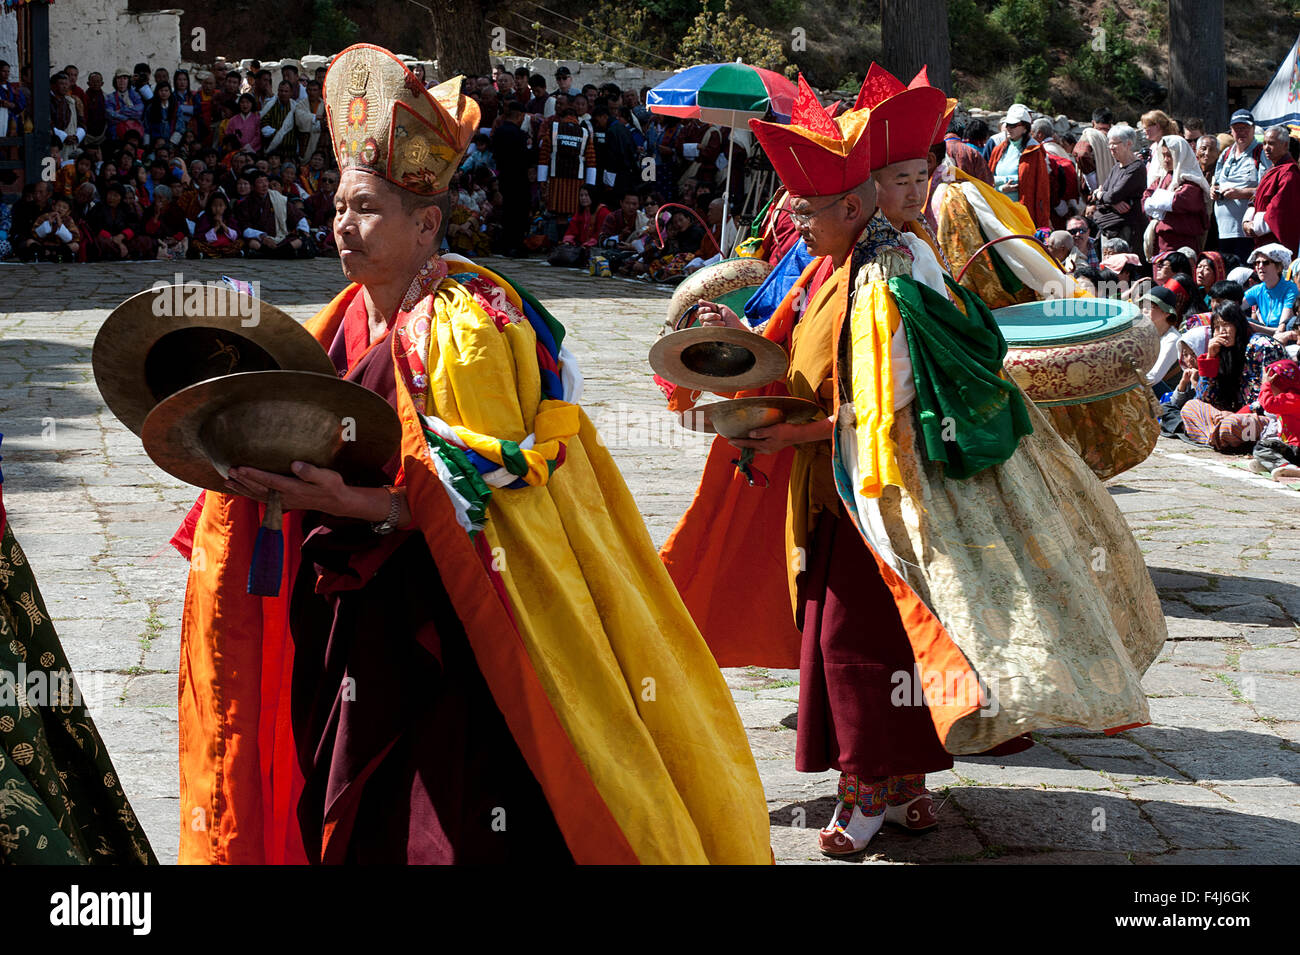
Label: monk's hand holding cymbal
xmin=227 ymin=462 xmax=356 ymax=517
xmin=695 ymin=300 xmax=748 ymax=331
xmin=728 ymin=417 xmax=835 ymax=453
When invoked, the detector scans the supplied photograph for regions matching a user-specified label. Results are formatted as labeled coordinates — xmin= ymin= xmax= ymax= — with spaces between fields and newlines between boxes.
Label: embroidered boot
xmin=818 ymin=773 xmax=886 ymax=856
xmin=883 ymin=774 xmax=938 ymax=832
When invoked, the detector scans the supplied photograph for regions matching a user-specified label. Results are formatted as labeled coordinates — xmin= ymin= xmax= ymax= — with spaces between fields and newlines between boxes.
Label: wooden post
xmin=1168 ymin=0 xmax=1227 ymax=132
xmin=880 ymin=0 xmax=952 ymax=94
xmin=26 ymin=0 xmax=50 ymax=184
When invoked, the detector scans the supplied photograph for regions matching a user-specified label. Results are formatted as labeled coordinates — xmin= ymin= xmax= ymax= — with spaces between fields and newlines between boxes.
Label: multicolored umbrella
xmin=646 ymin=62 xmax=796 ymax=127
xmin=647 ymin=63 xmax=796 ymax=248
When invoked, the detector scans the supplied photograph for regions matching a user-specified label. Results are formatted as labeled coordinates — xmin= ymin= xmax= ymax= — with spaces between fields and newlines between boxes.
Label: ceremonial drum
xmin=994 ymin=298 xmax=1161 ymax=480
xmin=665 ymin=257 xmax=773 ymax=331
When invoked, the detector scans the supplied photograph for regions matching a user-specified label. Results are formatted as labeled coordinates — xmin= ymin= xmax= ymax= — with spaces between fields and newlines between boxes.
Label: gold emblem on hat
xmin=347 ymin=58 xmax=369 ymax=97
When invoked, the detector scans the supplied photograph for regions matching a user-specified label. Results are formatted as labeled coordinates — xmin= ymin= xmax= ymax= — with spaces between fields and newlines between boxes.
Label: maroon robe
xmin=288 ymin=298 xmax=572 ymax=864
xmin=1254 ymin=159 xmax=1300 ymax=254
xmin=1143 ymin=174 xmax=1209 ymax=256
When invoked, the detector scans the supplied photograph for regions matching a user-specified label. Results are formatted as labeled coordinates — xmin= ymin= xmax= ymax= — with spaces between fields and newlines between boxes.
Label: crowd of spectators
xmin=0 ymin=58 xmax=745 ymax=284
xmin=952 ymin=103 xmax=1300 ymax=477
xmin=2 ymin=57 xmax=338 ymax=262
xmin=2 ymin=54 xmax=1297 ymax=478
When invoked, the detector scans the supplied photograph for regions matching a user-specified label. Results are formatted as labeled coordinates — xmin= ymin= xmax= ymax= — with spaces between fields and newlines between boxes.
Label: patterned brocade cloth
xmin=0 ymin=524 xmax=156 ymax=864
xmin=837 ymin=398 xmax=1166 ymax=753
xmin=1044 ymin=388 xmax=1161 ymax=481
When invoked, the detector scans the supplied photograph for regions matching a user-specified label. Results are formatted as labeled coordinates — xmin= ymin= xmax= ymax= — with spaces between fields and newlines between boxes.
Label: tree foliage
xmin=306 ymin=0 xmax=360 ymax=54
xmin=1064 ymin=8 xmax=1147 ymax=103
xmin=532 ymin=2 xmax=670 ymax=66
xmin=678 ymin=0 xmax=794 ymax=73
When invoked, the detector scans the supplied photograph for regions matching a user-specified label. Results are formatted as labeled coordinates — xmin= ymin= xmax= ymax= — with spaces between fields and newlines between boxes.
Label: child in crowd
xmin=1250 ymin=359 xmax=1300 ymax=481
xmin=31 ymin=196 xmax=81 ymax=262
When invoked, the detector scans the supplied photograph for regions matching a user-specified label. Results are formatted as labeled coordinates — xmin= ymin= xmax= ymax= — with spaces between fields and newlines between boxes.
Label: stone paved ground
xmin=2 ymin=256 xmax=1297 ymax=865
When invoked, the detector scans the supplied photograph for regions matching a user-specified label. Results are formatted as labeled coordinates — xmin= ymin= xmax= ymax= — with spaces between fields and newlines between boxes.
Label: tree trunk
xmin=880 ymin=0 xmax=951 ymax=93
xmin=427 ymin=0 xmax=491 ymax=82
xmin=1168 ymin=0 xmax=1226 ymax=130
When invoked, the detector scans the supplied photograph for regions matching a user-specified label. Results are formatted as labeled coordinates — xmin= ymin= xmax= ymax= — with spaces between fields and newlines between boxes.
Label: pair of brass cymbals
xmin=92 ymin=284 xmax=401 ymax=491
xmin=648 ymin=258 xmax=822 ymax=439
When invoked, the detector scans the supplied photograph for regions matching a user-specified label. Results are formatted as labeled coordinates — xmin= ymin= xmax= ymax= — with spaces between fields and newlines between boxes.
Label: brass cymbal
xmin=93 ymin=284 xmax=336 ymax=435
xmin=679 ymin=396 xmax=825 ymax=439
xmin=648 ymin=325 xmax=789 ymax=395
xmin=140 ymin=371 xmax=402 ymax=492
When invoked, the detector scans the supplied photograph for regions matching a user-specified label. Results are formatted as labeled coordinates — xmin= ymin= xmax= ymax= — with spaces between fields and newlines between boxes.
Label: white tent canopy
xmin=1253 ymin=34 xmax=1300 ymax=127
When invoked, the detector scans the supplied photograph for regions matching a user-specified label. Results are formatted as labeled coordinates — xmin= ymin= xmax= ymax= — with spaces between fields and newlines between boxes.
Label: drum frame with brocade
xmin=933 ymin=166 xmax=1160 ymax=479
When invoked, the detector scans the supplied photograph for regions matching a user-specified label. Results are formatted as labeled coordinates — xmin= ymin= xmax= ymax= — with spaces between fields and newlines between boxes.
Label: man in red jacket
xmin=1246 ymin=126 xmax=1300 ymax=254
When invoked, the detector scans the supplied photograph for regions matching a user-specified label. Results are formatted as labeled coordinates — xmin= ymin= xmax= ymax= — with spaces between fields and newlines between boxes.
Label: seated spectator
xmin=1100 ymin=251 xmax=1140 ymax=290
xmin=299 ymin=150 xmax=327 ymax=194
xmin=1046 ymin=229 xmax=1075 ymax=270
xmin=1165 ymin=271 xmax=1205 ymax=318
xmin=120 ymin=184 xmax=156 ymax=256
xmin=462 ymin=133 xmax=495 ymax=177
xmin=30 ymin=195 xmax=81 ymax=262
xmin=1162 ymin=325 xmax=1212 ymax=423
xmin=71 ymin=181 xmax=99 ymax=226
xmin=1141 ymin=285 xmax=1184 ymax=386
xmin=1063 ymin=215 xmax=1098 ymax=271
xmin=1142 ymin=135 xmax=1211 ymax=256
xmin=284 ymin=195 xmax=314 ymax=253
xmin=191 ymin=188 xmax=241 ymax=258
xmin=306 ymin=168 xmax=338 ymax=253
xmin=1153 ymin=249 xmax=1193 ymax=284
xmin=598 ymin=191 xmax=643 ymax=253
xmin=1244 ymin=244 xmax=1298 ymax=338
xmin=142 ymin=183 xmax=189 ymax=260
xmin=446 ymin=171 xmax=492 ymax=256
xmin=11 ymin=181 xmax=51 ymax=261
xmin=559 ymin=185 xmax=609 ymax=247
xmin=1186 ymin=277 xmax=1245 ymax=329
xmin=1250 ymin=359 xmax=1300 ymax=480
xmin=1179 ymin=302 xmax=1287 ymax=449
xmin=87 ymin=180 xmax=139 ymax=259
xmin=1072 ymin=264 xmax=1104 ymax=296
xmin=235 ymin=170 xmax=294 ymax=257
xmin=1194 ymin=250 xmax=1227 ymax=299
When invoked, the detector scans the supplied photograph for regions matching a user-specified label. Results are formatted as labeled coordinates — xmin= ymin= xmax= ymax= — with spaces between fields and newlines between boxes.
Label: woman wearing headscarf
xmin=1195 ymin=250 xmax=1227 ymax=299
xmin=988 ymin=103 xmax=1051 ymax=229
xmin=1075 ymin=126 xmax=1114 ymax=195
xmin=1142 ymin=135 xmax=1211 ymax=257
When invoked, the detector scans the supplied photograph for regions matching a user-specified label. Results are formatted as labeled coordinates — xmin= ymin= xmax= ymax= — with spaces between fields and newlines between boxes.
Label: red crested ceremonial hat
xmin=748 ymin=74 xmax=873 ymax=197
xmin=852 ymin=63 xmax=952 ymax=171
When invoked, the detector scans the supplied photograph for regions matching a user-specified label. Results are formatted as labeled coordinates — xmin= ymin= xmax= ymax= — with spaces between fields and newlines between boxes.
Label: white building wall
xmin=48 ymin=1 xmax=181 ymax=76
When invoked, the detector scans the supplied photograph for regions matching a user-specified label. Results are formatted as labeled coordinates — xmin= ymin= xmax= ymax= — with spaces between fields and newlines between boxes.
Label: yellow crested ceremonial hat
xmin=324 ymin=43 xmax=479 ymax=195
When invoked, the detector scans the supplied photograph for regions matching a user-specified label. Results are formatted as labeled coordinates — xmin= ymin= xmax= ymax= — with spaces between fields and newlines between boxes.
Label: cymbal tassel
xmin=247 ymin=490 xmax=284 ymax=597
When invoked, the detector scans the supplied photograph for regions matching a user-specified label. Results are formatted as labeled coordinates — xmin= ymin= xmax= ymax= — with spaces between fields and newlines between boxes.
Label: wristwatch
xmin=371 ymin=485 xmax=401 ymax=535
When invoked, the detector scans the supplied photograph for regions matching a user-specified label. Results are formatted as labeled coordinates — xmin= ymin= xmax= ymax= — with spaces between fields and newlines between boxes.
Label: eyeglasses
xmin=1068 ymin=226 xmax=1088 ymax=235
xmin=789 ymin=194 xmax=847 ymax=227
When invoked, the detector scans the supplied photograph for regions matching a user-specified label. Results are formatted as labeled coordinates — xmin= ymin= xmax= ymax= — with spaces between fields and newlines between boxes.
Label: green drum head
xmin=994 ymin=298 xmax=1141 ymax=348
xmin=715 ymin=286 xmax=757 ymax=319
